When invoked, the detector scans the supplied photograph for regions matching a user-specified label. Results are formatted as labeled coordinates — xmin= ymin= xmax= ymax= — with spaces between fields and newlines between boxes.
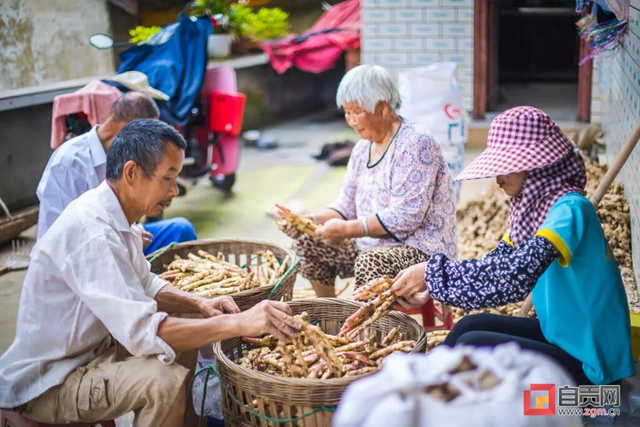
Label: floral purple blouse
xmin=329 ymin=120 xmax=457 ymax=259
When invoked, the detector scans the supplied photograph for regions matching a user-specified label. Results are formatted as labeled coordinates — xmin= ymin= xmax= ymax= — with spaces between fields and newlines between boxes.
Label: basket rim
xmin=147 ymin=237 xmax=296 ymax=261
xmin=148 ymin=237 xmax=298 ymax=300
xmin=213 ymin=297 xmax=427 ymax=385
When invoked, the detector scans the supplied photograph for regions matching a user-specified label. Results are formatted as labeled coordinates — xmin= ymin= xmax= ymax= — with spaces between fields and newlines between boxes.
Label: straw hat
xmin=456 ymin=106 xmax=576 ymax=181
xmin=107 ymin=71 xmax=170 ymax=101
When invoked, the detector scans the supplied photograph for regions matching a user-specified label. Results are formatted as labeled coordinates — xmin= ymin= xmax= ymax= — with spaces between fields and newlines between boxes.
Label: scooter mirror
xmin=89 ymin=33 xmax=114 ymax=50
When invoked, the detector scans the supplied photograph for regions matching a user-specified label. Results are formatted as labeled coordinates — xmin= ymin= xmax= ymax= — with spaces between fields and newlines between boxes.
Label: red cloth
xmin=50 ymin=80 xmax=121 ymax=149
xmin=262 ymin=0 xmax=360 ymax=74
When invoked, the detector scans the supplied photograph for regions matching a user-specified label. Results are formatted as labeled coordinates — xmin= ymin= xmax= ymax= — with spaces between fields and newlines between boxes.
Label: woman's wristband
xmin=361 ymin=218 xmax=370 ymax=237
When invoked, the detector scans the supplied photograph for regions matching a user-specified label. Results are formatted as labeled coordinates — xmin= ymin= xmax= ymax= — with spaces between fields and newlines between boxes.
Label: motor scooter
xmin=87 ymin=32 xmax=245 ymax=194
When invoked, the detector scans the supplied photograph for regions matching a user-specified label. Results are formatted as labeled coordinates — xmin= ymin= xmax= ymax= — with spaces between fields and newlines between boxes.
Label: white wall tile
xmin=394 ymin=8 xmax=425 ymax=22
xmin=362 ymin=24 xmax=378 ymax=37
xmin=395 ymin=38 xmax=424 ymax=51
xmin=364 ymin=38 xmax=393 ymax=51
xmin=379 ymin=52 xmax=410 ymax=65
xmin=456 ymin=38 xmax=474 ymax=51
xmin=379 ymin=0 xmax=410 ymax=6
xmin=457 ymin=8 xmax=473 ymax=22
xmin=442 ymin=53 xmax=473 ymax=67
xmin=379 ymin=23 xmax=410 ymax=37
xmin=426 ymin=9 xmax=456 ymax=22
xmin=361 ymin=52 xmax=379 ymax=64
xmin=363 ymin=9 xmax=392 ymax=22
xmin=409 ymin=0 xmax=440 ymax=6
xmin=425 ymin=38 xmax=456 ymax=50
xmin=410 ymin=52 xmax=440 ymax=65
xmin=410 ymin=23 xmax=440 ymax=36
xmin=442 ymin=0 xmax=472 ymax=6
xmin=442 ymin=23 xmax=473 ymax=37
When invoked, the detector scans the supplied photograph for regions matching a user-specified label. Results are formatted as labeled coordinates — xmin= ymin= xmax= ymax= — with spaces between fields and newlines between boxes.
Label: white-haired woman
xmin=278 ymin=65 xmax=457 ymax=297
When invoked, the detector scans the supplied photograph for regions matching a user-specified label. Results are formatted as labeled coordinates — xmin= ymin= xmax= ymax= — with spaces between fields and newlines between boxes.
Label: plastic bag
xmin=398 ymin=63 xmax=468 ymax=201
xmin=334 ymin=343 xmax=581 ymax=427
xmin=191 ymin=347 xmax=224 ymax=420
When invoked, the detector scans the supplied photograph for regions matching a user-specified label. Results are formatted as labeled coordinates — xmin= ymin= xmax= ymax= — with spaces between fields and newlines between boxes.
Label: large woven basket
xmin=0 ymin=207 xmax=38 ymax=246
xmin=213 ymin=298 xmax=427 ymax=427
xmin=148 ymin=238 xmax=298 ymax=311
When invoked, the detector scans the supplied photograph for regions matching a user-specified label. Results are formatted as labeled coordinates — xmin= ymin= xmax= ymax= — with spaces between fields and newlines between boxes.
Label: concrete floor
xmin=0 ymin=114 xmax=489 ymax=355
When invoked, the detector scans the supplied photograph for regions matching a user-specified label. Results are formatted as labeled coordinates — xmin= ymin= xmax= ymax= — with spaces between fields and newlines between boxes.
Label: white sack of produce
xmin=334 ymin=343 xmax=580 ymax=427
xmin=398 ymin=62 xmax=467 ymax=200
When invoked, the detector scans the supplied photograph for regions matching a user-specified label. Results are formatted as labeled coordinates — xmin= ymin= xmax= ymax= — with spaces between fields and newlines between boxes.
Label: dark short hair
xmin=109 ymin=91 xmax=160 ymax=123
xmin=106 ymin=119 xmax=187 ymax=181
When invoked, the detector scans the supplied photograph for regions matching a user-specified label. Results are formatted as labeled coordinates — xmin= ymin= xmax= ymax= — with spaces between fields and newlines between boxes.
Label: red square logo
xmin=524 ymin=384 xmax=556 ymax=416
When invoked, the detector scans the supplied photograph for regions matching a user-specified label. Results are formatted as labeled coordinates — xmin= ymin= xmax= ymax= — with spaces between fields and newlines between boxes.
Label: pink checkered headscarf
xmin=508 ymin=149 xmax=586 ymax=245
xmin=456 ymin=106 xmax=586 ymax=245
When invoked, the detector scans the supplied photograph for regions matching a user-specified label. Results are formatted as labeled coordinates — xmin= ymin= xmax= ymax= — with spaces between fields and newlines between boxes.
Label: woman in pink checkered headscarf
xmin=392 ymin=106 xmax=634 ymax=386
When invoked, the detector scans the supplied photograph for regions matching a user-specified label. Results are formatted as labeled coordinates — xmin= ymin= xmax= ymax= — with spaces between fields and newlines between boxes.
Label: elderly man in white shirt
xmin=36 ymin=91 xmax=197 ymax=254
xmin=0 ymin=119 xmax=301 ymax=427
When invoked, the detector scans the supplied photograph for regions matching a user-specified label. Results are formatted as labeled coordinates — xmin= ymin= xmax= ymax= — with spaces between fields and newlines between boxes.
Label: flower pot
xmin=208 ymin=34 xmax=232 ymax=58
xmin=231 ymin=37 xmax=263 ymax=55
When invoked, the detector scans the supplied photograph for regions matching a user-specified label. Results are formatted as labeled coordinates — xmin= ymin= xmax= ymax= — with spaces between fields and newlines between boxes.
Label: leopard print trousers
xmin=292 ymin=235 xmax=429 ymax=288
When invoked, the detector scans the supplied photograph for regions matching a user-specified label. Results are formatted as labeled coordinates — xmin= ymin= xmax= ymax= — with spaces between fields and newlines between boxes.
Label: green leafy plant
xmin=185 ymin=0 xmax=234 ymax=18
xmin=244 ymin=7 xmax=290 ymax=41
xmin=185 ymin=0 xmax=234 ymax=34
xmin=227 ymin=3 xmax=253 ymax=38
xmin=129 ymin=25 xmax=162 ymax=44
xmin=185 ymin=0 xmax=290 ymax=40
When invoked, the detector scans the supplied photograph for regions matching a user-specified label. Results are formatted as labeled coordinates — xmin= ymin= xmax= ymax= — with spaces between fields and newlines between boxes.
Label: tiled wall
xmin=361 ymin=0 xmax=474 ymax=112
xmin=597 ymin=0 xmax=640 ymax=284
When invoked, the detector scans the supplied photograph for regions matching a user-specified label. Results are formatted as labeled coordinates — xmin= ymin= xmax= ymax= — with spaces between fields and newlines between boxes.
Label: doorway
xmin=473 ymin=0 xmax=593 ymax=121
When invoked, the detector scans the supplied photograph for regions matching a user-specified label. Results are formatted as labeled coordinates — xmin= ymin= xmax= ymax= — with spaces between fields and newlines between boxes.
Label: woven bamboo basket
xmin=0 ymin=207 xmax=39 ymax=246
xmin=148 ymin=238 xmax=298 ymax=311
xmin=213 ymin=298 xmax=427 ymax=427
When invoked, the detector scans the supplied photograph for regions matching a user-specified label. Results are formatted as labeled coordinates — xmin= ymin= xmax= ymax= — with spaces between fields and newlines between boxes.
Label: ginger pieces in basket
xmin=237 ymin=312 xmax=415 ymax=379
xmin=340 ymin=277 xmax=398 ymax=339
xmin=158 ymin=249 xmax=289 ymax=297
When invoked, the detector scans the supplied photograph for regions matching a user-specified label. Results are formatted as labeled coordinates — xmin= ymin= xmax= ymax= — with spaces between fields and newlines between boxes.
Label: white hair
xmin=336 ymin=65 xmax=401 ymax=113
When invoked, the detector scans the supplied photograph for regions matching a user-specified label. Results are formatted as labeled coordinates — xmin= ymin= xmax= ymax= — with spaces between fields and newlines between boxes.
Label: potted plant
xmin=186 ymin=0 xmax=235 ymax=58
xmin=228 ymin=5 xmax=291 ymax=54
xmin=243 ymin=7 xmax=290 ymax=43
xmin=227 ymin=3 xmax=260 ymax=55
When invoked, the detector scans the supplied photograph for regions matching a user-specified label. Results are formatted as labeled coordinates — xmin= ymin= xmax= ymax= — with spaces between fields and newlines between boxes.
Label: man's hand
xmin=315 ymin=218 xmax=347 ymax=246
xmin=236 ymin=300 xmax=302 ymax=342
xmin=391 ymin=262 xmax=428 ymax=297
xmin=197 ymin=296 xmax=240 ymax=318
xmin=141 ymin=229 xmax=154 ymax=248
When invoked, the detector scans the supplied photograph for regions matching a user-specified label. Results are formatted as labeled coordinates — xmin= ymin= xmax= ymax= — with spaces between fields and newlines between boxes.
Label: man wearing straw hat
xmin=37 ymin=90 xmax=197 ymax=255
xmin=0 ymin=119 xmax=302 ymax=426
